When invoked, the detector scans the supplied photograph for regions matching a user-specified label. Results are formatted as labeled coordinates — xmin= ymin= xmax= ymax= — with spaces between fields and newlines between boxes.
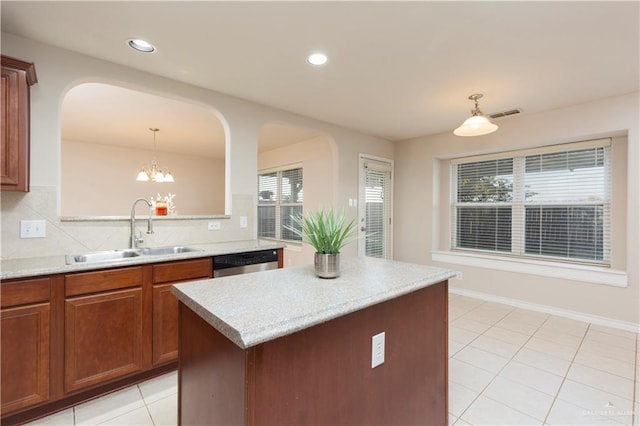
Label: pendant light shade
xmin=454 ymin=94 xmax=498 ymax=137
xmin=136 ymin=128 xmax=175 ymax=182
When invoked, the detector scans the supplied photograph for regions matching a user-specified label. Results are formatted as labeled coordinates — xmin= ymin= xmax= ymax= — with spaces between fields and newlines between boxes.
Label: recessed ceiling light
xmin=307 ymin=52 xmax=328 ymax=66
xmin=127 ymin=38 xmax=156 ymax=53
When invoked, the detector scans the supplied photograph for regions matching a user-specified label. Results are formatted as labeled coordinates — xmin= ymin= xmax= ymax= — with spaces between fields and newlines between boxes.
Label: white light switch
xmin=20 ymin=220 xmax=46 ymax=238
xmin=372 ymin=332 xmax=385 ymax=368
xmin=240 ymin=216 xmax=248 ymax=228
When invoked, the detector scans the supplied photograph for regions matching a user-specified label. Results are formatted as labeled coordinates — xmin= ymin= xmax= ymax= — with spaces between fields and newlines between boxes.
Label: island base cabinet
xmin=0 ymin=304 xmax=50 ymax=415
xmin=178 ymin=281 xmax=448 ymax=426
xmin=64 ymin=288 xmax=144 ymax=393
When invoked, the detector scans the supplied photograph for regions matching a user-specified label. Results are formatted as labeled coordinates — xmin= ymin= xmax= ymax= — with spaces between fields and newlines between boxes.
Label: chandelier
xmin=453 ymin=93 xmax=499 ymax=137
xmin=136 ymin=128 xmax=175 ymax=183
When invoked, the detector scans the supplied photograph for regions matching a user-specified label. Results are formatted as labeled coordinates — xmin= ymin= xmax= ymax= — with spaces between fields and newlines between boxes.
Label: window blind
xmin=363 ymin=160 xmax=392 ymax=258
xmin=451 ymin=139 xmax=611 ymax=265
xmin=258 ymin=167 xmax=303 ymax=242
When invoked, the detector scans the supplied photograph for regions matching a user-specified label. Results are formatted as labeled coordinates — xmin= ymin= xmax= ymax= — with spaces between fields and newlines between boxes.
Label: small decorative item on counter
xmin=153 ymin=193 xmax=176 ymax=216
xmin=155 ymin=200 xmax=168 ymax=215
xmin=284 ymin=208 xmax=357 ymax=279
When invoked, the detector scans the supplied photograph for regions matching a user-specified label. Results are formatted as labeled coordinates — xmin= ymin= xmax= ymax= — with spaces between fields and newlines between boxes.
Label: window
xmin=451 ymin=139 xmax=611 ymax=265
xmin=258 ymin=166 xmax=303 ymax=242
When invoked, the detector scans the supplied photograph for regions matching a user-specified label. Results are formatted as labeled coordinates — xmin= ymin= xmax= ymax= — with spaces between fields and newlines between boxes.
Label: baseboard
xmin=449 ymin=286 xmax=640 ymax=334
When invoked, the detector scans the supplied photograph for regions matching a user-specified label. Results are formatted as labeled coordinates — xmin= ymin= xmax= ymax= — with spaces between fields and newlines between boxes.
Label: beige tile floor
xmin=27 ymin=293 xmax=639 ymax=425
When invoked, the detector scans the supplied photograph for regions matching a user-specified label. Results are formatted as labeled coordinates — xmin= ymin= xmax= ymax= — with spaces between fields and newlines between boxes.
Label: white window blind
xmin=451 ymin=139 xmax=611 ymax=265
xmin=363 ymin=160 xmax=392 ymax=258
xmin=258 ymin=166 xmax=303 ymax=242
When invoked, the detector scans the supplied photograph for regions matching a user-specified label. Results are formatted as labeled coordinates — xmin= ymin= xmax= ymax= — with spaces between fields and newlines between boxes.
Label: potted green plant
xmin=287 ymin=208 xmax=357 ymax=278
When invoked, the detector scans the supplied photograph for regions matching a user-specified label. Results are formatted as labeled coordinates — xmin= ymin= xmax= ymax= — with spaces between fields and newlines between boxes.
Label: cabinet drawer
xmin=1 ymin=278 xmax=50 ymax=308
xmin=152 ymin=258 xmax=211 ymax=284
xmin=65 ymin=267 xmax=143 ymax=297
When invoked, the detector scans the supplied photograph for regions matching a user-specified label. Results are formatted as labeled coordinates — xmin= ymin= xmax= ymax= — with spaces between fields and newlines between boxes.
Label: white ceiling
xmin=3 ymin=1 xmax=639 ymax=143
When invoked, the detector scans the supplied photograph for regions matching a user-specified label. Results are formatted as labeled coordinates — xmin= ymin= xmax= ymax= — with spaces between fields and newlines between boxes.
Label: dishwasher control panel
xmin=213 ymin=249 xmax=279 ymax=278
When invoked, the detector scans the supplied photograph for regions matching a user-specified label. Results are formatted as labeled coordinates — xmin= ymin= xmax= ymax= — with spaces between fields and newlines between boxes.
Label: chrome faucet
xmin=130 ymin=198 xmax=154 ymax=249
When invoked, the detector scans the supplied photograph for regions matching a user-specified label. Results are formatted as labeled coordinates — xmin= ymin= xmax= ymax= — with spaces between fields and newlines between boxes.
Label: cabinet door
xmin=1 ymin=56 xmax=36 ymax=192
xmin=152 ymin=259 xmax=211 ymax=366
xmin=152 ymin=284 xmax=178 ymax=366
xmin=1 ymin=303 xmax=50 ymax=415
xmin=65 ymin=288 xmax=143 ymax=393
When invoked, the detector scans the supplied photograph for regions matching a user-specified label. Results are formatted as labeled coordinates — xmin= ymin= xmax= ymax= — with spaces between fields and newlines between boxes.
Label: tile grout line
xmin=541 ymin=321 xmax=590 ymax=425
xmin=472 ymin=309 xmax=563 ymax=424
xmin=453 ymin=301 xmax=554 ymax=424
xmin=543 ymin=324 xmax=637 ymax=426
xmin=137 ymin=383 xmax=157 ymax=426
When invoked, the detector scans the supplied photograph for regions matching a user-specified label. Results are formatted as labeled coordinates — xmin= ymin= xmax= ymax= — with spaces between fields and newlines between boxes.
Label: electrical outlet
xmin=208 ymin=221 xmax=221 ymax=231
xmin=240 ymin=216 xmax=248 ymax=228
xmin=371 ymin=332 xmax=385 ymax=368
xmin=455 ymin=271 xmax=463 ymax=280
xmin=20 ymin=220 xmax=46 ymax=238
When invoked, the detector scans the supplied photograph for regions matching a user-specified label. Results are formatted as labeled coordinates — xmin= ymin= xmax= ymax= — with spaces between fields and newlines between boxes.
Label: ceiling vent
xmin=488 ymin=108 xmax=522 ymax=120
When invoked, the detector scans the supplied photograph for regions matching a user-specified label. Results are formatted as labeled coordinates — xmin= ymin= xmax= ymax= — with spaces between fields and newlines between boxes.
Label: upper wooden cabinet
xmin=1 ymin=55 xmax=37 ymax=192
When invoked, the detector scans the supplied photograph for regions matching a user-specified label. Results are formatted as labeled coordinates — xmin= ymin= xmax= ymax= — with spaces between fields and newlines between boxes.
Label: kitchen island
xmin=172 ymin=257 xmax=456 ymax=426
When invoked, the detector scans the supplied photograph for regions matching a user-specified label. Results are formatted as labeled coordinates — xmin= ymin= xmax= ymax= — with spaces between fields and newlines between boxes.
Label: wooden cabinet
xmin=151 ymin=259 xmax=211 ymax=366
xmin=64 ymin=267 xmax=145 ymax=392
xmin=1 ymin=250 xmax=277 ymax=423
xmin=1 ymin=278 xmax=50 ymax=415
xmin=1 ymin=55 xmax=37 ymax=192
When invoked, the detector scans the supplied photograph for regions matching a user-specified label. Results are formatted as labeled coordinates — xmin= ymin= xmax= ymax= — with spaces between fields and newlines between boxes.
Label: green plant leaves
xmin=285 ymin=208 xmax=357 ymax=254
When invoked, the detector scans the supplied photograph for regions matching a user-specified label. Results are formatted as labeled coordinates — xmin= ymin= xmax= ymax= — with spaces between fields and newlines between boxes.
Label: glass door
xmin=358 ymin=155 xmax=393 ymax=258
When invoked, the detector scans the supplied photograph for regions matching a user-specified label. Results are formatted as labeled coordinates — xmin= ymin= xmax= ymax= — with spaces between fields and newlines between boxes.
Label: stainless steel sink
xmin=66 ymin=249 xmax=142 ymax=264
xmin=66 ymin=246 xmax=202 ymax=264
xmin=140 ymin=246 xmax=202 ymax=256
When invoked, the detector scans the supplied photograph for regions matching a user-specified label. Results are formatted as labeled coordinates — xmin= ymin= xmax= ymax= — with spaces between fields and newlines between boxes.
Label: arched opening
xmin=60 ymin=82 xmax=227 ymax=216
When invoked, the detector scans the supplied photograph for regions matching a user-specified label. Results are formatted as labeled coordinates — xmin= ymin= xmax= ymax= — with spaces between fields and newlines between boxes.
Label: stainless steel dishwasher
xmin=213 ymin=249 xmax=279 ymax=278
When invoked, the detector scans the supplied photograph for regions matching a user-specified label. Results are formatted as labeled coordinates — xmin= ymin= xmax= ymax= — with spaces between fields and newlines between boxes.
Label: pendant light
xmin=453 ymin=93 xmax=498 ymax=137
xmin=136 ymin=128 xmax=175 ymax=183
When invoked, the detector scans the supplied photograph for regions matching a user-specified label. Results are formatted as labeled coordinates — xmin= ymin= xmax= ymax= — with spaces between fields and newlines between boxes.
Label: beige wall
xmin=0 ymin=32 xmax=393 ymax=259
xmin=258 ymin=135 xmax=335 ymax=267
xmin=394 ymin=93 xmax=640 ymax=326
xmin=62 ymin=140 xmax=225 ymax=216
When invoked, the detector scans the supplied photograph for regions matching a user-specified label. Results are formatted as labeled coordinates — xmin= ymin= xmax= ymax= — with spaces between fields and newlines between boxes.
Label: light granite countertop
xmin=0 ymin=240 xmax=285 ymax=280
xmin=172 ymin=257 xmax=456 ymax=349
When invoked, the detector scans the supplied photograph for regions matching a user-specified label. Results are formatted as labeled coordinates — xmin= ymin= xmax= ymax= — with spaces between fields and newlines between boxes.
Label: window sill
xmin=432 ymin=250 xmax=627 ymax=287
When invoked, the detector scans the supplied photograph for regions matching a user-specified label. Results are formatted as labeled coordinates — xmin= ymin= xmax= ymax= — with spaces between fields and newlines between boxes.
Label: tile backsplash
xmin=1 ymin=186 xmax=254 ymax=259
